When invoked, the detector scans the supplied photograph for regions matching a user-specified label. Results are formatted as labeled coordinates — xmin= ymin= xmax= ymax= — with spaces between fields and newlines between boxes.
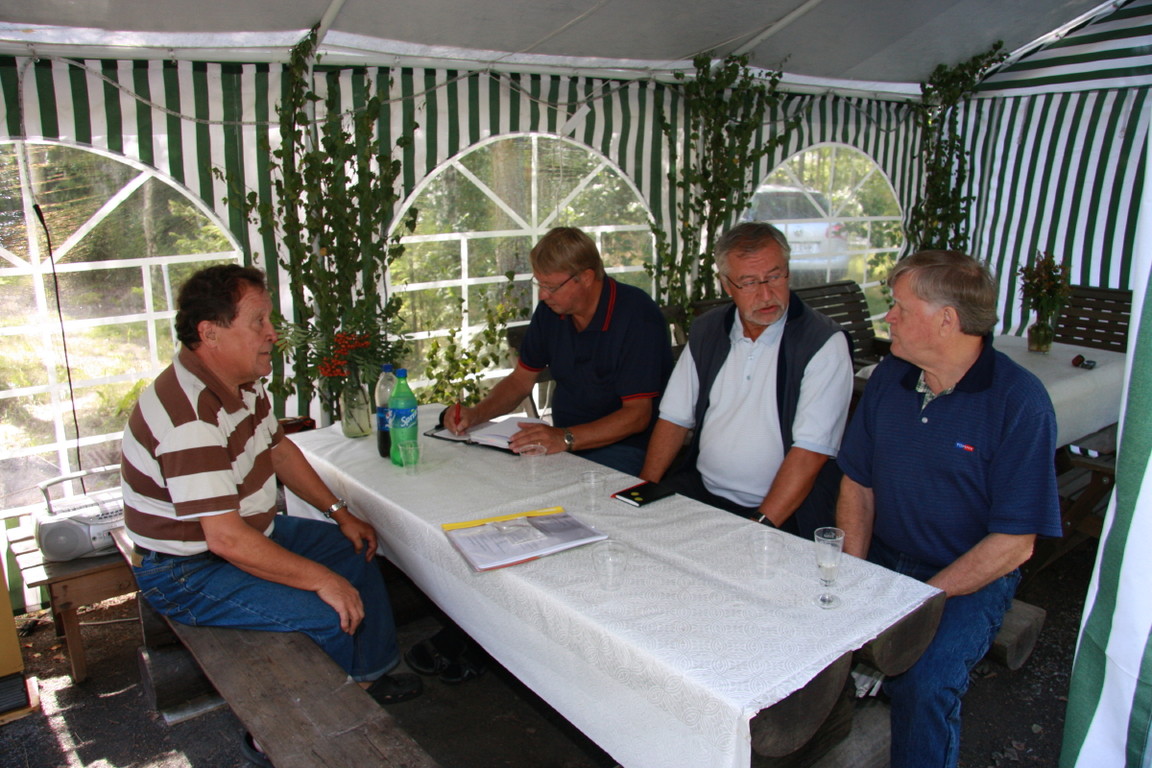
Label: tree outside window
xmin=390 ymin=134 xmax=656 ymax=391
xmin=0 ymin=142 xmax=240 ymax=507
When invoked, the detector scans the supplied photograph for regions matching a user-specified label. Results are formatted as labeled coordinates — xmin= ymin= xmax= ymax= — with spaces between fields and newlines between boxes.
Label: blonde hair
xmin=530 ymin=227 xmax=604 ymax=279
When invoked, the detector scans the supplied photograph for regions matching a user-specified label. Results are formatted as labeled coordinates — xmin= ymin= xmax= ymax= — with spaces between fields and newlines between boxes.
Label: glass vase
xmin=339 ymin=375 xmax=373 ymax=438
xmin=1027 ymin=314 xmax=1055 ymax=353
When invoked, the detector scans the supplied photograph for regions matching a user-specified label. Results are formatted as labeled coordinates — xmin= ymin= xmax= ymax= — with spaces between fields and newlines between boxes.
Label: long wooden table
xmin=287 ymin=410 xmax=940 ymax=768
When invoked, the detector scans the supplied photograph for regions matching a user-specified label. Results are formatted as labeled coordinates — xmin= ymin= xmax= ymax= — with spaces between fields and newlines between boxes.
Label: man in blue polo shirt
xmin=419 ymin=227 xmax=672 ymax=684
xmin=837 ymin=250 xmax=1062 ymax=768
xmin=446 ymin=226 xmax=672 ymax=475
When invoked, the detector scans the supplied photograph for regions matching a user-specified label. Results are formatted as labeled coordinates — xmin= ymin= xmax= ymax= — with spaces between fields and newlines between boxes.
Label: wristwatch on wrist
xmin=323 ymin=499 xmax=348 ymax=518
xmin=563 ymin=429 xmax=575 ymax=452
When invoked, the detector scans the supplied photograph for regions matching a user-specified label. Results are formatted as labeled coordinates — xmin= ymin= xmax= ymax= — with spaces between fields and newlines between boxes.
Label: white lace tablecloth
xmin=994 ymin=335 xmax=1126 ymax=447
xmin=288 ymin=409 xmax=938 ymax=768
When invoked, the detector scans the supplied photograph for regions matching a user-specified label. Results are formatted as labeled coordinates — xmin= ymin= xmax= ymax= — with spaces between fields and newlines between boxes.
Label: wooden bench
xmin=792 ymin=280 xmax=890 ymax=371
xmin=7 ymin=524 xmax=135 ymax=683
xmin=109 ymin=529 xmax=438 ymax=768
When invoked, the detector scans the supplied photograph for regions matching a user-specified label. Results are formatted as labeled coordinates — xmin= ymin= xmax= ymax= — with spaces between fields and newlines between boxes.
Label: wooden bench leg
xmin=750 ymin=652 xmax=853 ymax=758
xmin=52 ymin=599 xmax=88 ymax=683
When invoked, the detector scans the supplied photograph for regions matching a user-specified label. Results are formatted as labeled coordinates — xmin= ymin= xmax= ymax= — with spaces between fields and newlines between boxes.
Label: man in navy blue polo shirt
xmin=837 ymin=250 xmax=1062 ymax=768
xmin=446 ymin=226 xmax=672 ymax=476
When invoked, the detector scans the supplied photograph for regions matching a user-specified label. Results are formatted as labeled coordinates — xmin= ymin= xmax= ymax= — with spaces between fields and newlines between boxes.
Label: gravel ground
xmin=0 ymin=543 xmax=1096 ymax=768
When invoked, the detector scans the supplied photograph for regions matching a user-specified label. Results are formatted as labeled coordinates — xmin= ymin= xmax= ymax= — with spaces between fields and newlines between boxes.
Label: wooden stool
xmin=9 ymin=526 xmax=135 ymax=683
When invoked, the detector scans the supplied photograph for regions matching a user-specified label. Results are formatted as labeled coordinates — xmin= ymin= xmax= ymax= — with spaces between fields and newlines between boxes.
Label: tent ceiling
xmin=0 ymin=0 xmax=1119 ymax=92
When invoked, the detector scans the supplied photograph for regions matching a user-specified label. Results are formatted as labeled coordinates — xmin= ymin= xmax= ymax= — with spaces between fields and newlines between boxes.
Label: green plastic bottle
xmin=388 ymin=368 xmax=418 ymax=466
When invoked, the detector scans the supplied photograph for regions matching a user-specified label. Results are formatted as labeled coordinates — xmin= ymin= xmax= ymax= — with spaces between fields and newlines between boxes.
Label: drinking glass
xmin=519 ymin=443 xmax=547 ymax=484
xmin=398 ymin=440 xmax=420 ymax=475
xmin=592 ymin=540 xmax=629 ymax=591
xmin=580 ymin=470 xmax=605 ymax=513
xmin=813 ymin=526 xmax=844 ymax=609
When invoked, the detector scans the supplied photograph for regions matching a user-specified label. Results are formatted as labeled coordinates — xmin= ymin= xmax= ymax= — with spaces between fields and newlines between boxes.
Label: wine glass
xmin=813 ymin=527 xmax=844 ymax=609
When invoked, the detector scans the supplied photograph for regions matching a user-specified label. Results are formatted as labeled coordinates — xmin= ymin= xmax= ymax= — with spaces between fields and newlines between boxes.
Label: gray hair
xmin=889 ymin=250 xmax=999 ymax=335
xmin=714 ymin=222 xmax=791 ymax=276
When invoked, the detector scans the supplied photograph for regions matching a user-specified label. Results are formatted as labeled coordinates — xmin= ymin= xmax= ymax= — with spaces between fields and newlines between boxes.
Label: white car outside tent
xmin=741 ymin=184 xmax=850 ymax=287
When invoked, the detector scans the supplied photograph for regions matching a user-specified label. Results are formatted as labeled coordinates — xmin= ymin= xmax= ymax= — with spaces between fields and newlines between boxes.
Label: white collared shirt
xmin=658 ymin=313 xmax=853 ymax=508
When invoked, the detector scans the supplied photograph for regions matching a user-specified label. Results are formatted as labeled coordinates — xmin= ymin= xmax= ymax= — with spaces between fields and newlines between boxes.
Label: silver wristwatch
xmin=563 ymin=429 xmax=575 ymax=452
xmin=323 ymin=499 xmax=348 ymax=518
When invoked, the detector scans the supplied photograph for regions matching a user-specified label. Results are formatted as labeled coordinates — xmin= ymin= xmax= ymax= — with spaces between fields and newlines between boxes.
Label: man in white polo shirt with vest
xmin=640 ymin=222 xmax=854 ymax=536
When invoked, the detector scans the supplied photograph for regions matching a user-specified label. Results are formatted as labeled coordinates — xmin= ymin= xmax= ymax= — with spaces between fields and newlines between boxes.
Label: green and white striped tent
xmin=977 ymin=5 xmax=1152 ymax=764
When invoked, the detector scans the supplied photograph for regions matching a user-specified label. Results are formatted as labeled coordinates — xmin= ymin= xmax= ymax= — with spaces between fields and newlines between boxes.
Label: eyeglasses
xmin=724 ymin=272 xmax=790 ymax=293
xmin=532 ymin=273 xmax=578 ymax=293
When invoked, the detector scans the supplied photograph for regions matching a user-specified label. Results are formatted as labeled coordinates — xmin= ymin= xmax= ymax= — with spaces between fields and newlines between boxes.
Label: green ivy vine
xmin=217 ymin=28 xmax=416 ymax=419
xmin=907 ymin=42 xmax=1006 ymax=253
xmin=649 ymin=53 xmax=798 ymax=318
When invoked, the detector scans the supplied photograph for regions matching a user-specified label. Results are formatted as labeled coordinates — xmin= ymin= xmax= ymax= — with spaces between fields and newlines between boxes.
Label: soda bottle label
xmin=392 ymin=407 xmax=418 ymax=430
xmin=376 ymin=406 xmax=390 ymax=431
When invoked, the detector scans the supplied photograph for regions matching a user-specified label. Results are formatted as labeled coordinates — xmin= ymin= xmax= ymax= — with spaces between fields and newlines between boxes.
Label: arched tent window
xmin=0 ymin=142 xmax=241 ymax=506
xmin=745 ymin=144 xmax=903 ymax=328
xmin=390 ymin=133 xmax=655 ymax=382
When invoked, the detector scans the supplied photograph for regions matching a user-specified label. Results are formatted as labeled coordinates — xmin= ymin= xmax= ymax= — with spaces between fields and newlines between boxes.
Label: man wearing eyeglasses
xmin=639 ymin=221 xmax=854 ymax=536
xmin=445 ymin=226 xmax=673 ymax=476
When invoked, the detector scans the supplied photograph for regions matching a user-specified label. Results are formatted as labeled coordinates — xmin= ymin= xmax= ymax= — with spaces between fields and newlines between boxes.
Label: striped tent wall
xmin=0 ymin=54 xmax=924 ymax=307
xmin=1060 ymin=133 xmax=1152 ymax=768
xmin=3 ymin=48 xmax=1144 ymax=415
xmin=756 ymin=93 xmax=922 ymax=233
xmin=969 ymin=0 xmax=1152 ymax=333
xmin=962 ymin=86 xmax=1150 ymax=334
xmin=979 ymin=0 xmax=1152 ymax=97
xmin=970 ymin=3 xmax=1152 ymax=765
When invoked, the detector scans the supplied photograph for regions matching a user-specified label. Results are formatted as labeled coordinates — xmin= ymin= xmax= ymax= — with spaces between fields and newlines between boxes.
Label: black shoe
xmin=241 ymin=731 xmax=273 ymax=767
xmin=367 ymin=672 xmax=423 ymax=704
xmin=404 ymin=638 xmax=449 ymax=676
xmin=439 ymin=645 xmax=487 ymax=685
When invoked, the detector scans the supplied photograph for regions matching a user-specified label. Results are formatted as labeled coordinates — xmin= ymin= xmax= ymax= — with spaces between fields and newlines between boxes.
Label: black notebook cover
xmin=611 ymin=481 xmax=676 ymax=507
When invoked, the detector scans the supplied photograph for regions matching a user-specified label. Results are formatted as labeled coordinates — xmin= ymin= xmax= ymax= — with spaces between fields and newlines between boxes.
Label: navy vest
xmin=683 ymin=293 xmax=849 ymax=536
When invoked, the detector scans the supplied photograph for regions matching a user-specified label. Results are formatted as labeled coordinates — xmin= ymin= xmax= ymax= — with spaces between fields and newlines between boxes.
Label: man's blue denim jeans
xmin=869 ymin=538 xmax=1019 ymax=768
xmin=133 ymin=515 xmax=399 ymax=683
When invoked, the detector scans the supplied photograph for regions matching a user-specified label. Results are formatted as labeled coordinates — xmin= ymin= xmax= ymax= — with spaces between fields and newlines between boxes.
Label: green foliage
xmin=417 ymin=275 xmax=530 ymax=406
xmin=215 ymin=28 xmax=416 ymax=418
xmin=907 ymin=43 xmax=1006 ymax=253
xmin=649 ymin=53 xmax=797 ymax=316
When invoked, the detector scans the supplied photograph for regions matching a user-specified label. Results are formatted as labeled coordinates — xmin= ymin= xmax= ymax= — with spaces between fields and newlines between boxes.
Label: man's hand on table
xmin=509 ymin=422 xmax=566 ymax=454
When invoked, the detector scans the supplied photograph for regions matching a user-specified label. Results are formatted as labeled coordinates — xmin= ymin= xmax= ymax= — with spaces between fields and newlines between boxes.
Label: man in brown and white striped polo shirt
xmin=120 ymin=265 xmax=422 ymax=758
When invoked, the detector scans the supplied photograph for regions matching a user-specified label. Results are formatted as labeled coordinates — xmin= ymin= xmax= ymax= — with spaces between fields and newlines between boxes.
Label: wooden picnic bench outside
xmin=1054 ymin=285 xmax=1132 ymax=353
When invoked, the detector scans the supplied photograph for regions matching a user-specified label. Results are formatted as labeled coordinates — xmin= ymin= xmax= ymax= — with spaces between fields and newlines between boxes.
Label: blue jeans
xmin=870 ymin=538 xmax=1019 ymax=768
xmin=134 ymin=515 xmax=399 ymax=682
